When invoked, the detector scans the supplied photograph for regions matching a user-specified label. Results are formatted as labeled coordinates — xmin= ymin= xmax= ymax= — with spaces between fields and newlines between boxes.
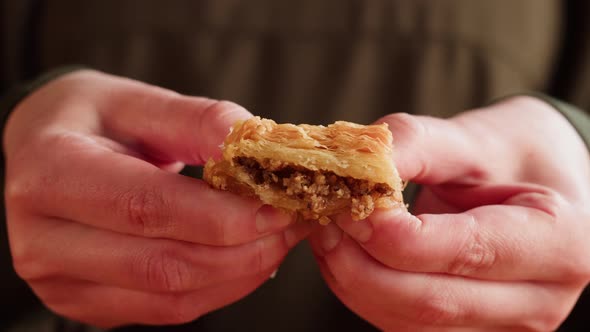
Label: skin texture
xmin=2 ymin=70 xmax=311 ymax=327
xmin=4 ymin=70 xmax=590 ymax=331
xmin=309 ymin=97 xmax=590 ymax=331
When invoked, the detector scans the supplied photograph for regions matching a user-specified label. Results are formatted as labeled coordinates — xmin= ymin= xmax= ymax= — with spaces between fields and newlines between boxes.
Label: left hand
xmin=309 ymin=96 xmax=590 ymax=331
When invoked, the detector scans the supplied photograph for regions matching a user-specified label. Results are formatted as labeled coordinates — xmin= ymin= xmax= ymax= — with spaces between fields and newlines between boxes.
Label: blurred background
xmin=1 ymin=1 xmax=590 ymax=331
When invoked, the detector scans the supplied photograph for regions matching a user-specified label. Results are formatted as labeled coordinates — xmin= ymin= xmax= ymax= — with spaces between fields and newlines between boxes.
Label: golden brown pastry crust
xmin=204 ymin=117 xmax=405 ymax=223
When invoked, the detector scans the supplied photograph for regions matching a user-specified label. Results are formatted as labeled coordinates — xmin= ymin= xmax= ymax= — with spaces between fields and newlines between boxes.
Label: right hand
xmin=2 ymin=70 xmax=309 ymax=328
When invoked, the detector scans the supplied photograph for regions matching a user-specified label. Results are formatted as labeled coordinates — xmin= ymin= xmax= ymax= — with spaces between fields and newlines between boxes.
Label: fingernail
xmin=256 ymin=205 xmax=293 ymax=234
xmin=321 ymin=223 xmax=342 ymax=253
xmin=284 ymin=219 xmax=311 ymax=248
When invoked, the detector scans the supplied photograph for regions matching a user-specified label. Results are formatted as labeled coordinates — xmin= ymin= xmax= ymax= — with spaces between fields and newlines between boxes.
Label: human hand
xmin=3 ymin=70 xmax=309 ymax=327
xmin=309 ymin=96 xmax=590 ymax=331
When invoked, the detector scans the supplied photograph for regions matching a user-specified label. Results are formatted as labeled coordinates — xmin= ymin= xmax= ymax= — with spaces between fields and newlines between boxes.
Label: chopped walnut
xmin=351 ymin=195 xmax=375 ymax=220
xmin=235 ymin=157 xmax=393 ymax=221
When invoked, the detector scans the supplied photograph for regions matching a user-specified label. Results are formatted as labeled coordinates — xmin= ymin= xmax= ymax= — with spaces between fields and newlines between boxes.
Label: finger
xmin=11 ymin=139 xmax=296 ymax=246
xmin=30 ymin=273 xmax=275 ymax=328
xmin=335 ymin=195 xmax=586 ymax=281
xmin=377 ymin=113 xmax=493 ymax=184
xmin=314 ymin=263 xmax=509 ymax=332
xmin=426 ymin=182 xmax=561 ymax=213
xmin=91 ymin=71 xmax=251 ymax=164
xmin=309 ymin=227 xmax=573 ymax=331
xmin=13 ymin=217 xmax=310 ymax=293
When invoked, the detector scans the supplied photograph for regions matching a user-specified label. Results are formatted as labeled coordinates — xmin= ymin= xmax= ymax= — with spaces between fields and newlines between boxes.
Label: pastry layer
xmin=203 ymin=117 xmax=405 ymax=222
xmin=221 ymin=117 xmax=402 ymax=189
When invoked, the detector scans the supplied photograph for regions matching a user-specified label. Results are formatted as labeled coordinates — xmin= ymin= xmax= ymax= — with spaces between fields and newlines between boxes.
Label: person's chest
xmin=39 ymin=0 xmax=561 ymax=124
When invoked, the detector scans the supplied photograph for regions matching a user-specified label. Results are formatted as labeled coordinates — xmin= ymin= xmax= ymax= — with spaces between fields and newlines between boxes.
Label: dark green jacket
xmin=2 ymin=1 xmax=590 ymax=331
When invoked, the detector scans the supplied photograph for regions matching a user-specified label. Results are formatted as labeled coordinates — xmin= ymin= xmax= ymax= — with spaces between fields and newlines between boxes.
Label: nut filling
xmin=234 ymin=157 xmax=395 ymax=221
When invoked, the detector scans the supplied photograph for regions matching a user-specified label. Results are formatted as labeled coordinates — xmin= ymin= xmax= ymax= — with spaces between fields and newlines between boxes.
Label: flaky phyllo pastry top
xmin=204 ymin=117 xmax=405 ymax=224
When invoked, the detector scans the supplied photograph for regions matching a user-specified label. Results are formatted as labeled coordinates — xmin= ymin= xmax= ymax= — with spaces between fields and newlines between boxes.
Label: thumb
xmin=100 ymin=78 xmax=251 ymax=165
xmin=377 ymin=112 xmax=491 ymax=185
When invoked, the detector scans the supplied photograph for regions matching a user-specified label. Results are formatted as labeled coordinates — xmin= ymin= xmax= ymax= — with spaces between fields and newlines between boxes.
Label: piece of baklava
xmin=203 ymin=117 xmax=404 ymax=224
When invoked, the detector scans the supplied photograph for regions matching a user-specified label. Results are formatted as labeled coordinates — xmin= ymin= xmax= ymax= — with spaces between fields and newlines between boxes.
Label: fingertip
xmin=377 ymin=112 xmax=489 ymax=184
xmin=336 ymin=208 xmax=419 ymax=249
xmin=256 ymin=205 xmax=295 ymax=234
xmin=319 ymin=223 xmax=343 ymax=254
xmin=308 ymin=222 xmax=338 ymax=256
xmin=193 ymin=100 xmax=252 ymax=163
xmin=284 ymin=218 xmax=312 ymax=248
xmin=352 ymin=209 xmax=423 ymax=256
xmin=215 ymin=100 xmax=253 ymax=125
xmin=369 ymin=208 xmax=420 ymax=228
xmin=202 ymin=100 xmax=252 ymax=133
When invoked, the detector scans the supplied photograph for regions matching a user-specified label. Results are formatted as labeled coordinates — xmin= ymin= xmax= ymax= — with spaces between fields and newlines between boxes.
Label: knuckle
xmin=540 ymin=190 xmax=566 ymax=218
xmin=4 ymin=178 xmax=33 ymax=207
xmin=44 ymin=303 xmax=80 ymax=323
xmin=562 ymin=246 xmax=590 ymax=283
xmin=11 ymin=236 xmax=55 ymax=281
xmin=157 ymin=295 xmax=202 ymax=325
xmin=31 ymin=283 xmax=65 ymax=308
xmin=46 ymin=304 xmax=121 ymax=329
xmin=205 ymin=209 xmax=249 ymax=246
xmin=138 ymin=249 xmax=192 ymax=292
xmin=557 ymin=236 xmax=590 ymax=282
xmin=574 ymin=263 xmax=590 ymax=283
xmin=12 ymin=248 xmax=45 ymax=280
xmin=413 ymin=288 xmax=464 ymax=325
xmin=448 ymin=216 xmax=496 ymax=276
xmin=120 ymin=187 xmax=173 ymax=237
xmin=330 ymin=263 xmax=363 ymax=291
xmin=520 ymin=305 xmax=571 ymax=332
xmin=5 ymin=132 xmax=88 ymax=210
xmin=11 ymin=253 xmax=32 ymax=280
xmin=4 ymin=172 xmax=48 ymax=209
xmin=251 ymin=233 xmax=289 ymax=274
xmin=52 ymin=304 xmax=118 ymax=330
xmin=506 ymin=189 xmax=565 ymax=218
